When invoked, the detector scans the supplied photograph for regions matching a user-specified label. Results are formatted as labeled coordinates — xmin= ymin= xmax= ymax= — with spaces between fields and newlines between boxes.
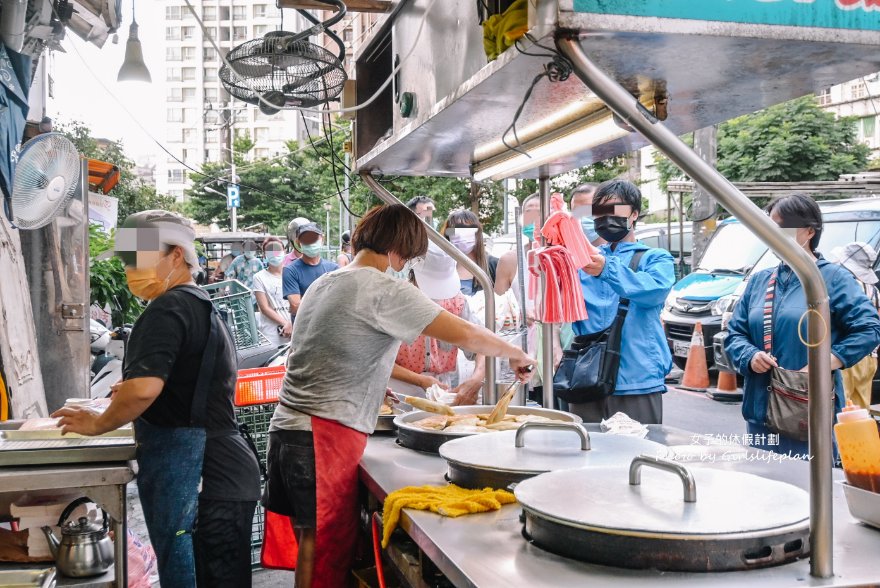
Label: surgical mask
xmin=579 ymin=217 xmax=600 ymax=243
xmin=125 ymin=265 xmax=179 ymax=301
xmin=266 ymin=252 xmax=284 ymax=266
xmin=594 ymin=215 xmax=632 ymax=243
xmin=452 ymin=235 xmax=476 ymax=255
xmin=300 ymin=241 xmax=323 ymax=257
xmin=522 ymin=223 xmax=535 ymax=241
xmin=244 ymin=251 xmax=256 ymax=260
xmin=386 ymin=254 xmax=418 ymax=280
xmin=231 ymin=249 xmax=242 ymax=257
xmin=781 ymin=227 xmax=811 ymax=249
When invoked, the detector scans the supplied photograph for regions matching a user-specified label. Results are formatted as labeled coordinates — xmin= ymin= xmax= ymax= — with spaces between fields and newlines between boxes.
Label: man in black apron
xmin=54 ymin=210 xmax=261 ymax=587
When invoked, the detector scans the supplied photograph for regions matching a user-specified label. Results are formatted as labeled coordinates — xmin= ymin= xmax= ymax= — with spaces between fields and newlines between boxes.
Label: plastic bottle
xmin=834 ymin=401 xmax=880 ymax=493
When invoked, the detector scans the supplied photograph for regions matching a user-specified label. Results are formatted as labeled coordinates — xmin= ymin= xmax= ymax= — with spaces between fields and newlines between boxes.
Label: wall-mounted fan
xmin=10 ymin=133 xmax=81 ymax=230
xmin=219 ymin=0 xmax=348 ymax=114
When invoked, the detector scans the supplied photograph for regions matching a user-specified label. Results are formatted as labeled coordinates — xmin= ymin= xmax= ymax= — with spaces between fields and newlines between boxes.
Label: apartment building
xmin=158 ymin=1 xmax=308 ymax=201
xmin=818 ymin=73 xmax=880 ymax=160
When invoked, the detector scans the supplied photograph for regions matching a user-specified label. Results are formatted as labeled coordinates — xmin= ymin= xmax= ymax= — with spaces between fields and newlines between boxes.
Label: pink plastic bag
xmin=126 ymin=530 xmax=157 ymax=588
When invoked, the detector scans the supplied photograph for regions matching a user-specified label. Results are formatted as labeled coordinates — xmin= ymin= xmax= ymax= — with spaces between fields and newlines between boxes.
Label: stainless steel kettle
xmin=41 ymin=497 xmax=114 ymax=577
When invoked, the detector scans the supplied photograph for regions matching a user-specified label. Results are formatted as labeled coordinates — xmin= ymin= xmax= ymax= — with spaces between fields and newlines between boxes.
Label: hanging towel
xmin=528 ymin=246 xmax=589 ymax=324
xmin=381 ymin=484 xmax=516 ymax=548
xmin=540 ymin=192 xmax=598 ymax=269
xmin=482 ymin=0 xmax=529 ymax=61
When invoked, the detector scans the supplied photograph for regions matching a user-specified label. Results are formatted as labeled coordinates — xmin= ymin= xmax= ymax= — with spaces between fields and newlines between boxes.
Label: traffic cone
xmin=679 ymin=322 xmax=710 ymax=391
xmin=707 ymin=369 xmax=743 ymax=401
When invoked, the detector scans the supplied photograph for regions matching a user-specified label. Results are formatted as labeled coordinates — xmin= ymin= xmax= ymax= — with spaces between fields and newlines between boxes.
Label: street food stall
xmin=349 ymin=0 xmax=880 ymax=585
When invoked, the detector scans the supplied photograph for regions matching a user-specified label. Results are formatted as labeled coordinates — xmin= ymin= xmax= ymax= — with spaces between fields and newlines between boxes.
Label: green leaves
xmin=656 ymin=96 xmax=870 ymax=189
xmin=88 ymin=224 xmax=144 ymax=326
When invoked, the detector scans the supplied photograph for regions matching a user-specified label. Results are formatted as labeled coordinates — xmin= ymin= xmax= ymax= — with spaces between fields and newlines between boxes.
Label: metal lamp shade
xmin=117 ymin=22 xmax=151 ymax=83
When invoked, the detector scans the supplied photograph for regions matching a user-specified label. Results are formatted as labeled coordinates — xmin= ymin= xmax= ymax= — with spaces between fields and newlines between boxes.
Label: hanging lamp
xmin=117 ymin=0 xmax=151 ymax=83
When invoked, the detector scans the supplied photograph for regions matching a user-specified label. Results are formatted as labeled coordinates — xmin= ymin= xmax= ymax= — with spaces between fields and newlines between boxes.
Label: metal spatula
xmin=387 ymin=391 xmax=455 ymax=416
xmin=486 ymin=381 xmax=519 ymax=425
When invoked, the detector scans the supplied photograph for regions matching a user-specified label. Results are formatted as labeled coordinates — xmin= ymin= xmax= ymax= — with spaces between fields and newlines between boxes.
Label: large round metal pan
xmin=515 ymin=456 xmax=810 ymax=572
xmin=394 ymin=405 xmax=581 ymax=453
xmin=439 ymin=422 xmax=666 ymax=489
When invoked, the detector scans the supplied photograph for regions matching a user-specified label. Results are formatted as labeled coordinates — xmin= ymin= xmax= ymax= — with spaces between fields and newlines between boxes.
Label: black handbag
xmin=553 ymin=250 xmax=645 ymax=404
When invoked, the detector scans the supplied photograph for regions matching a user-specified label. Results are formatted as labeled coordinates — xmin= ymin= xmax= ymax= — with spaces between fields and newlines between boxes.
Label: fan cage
xmin=10 ymin=133 xmax=81 ymax=230
xmin=219 ymin=32 xmax=347 ymax=109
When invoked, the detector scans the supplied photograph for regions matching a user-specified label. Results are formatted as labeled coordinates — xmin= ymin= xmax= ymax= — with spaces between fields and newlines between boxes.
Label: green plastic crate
xmin=235 ymin=402 xmax=277 ymax=568
xmin=203 ymin=280 xmax=263 ymax=349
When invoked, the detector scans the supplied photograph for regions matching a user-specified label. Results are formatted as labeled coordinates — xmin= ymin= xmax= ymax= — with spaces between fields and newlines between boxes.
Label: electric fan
xmin=10 ymin=133 xmax=81 ymax=230
xmin=219 ymin=0 xmax=348 ymax=114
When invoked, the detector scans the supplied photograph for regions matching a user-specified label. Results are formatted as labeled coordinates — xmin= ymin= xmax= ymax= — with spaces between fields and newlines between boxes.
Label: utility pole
xmin=691 ymin=126 xmax=718 ymax=263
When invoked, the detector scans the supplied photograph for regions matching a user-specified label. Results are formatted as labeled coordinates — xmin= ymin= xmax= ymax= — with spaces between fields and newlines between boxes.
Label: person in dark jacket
xmin=725 ymin=194 xmax=880 ymax=457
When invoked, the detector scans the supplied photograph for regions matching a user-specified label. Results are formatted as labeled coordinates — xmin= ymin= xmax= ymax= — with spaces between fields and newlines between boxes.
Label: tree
xmin=656 ymin=96 xmax=871 ymax=189
xmin=57 ymin=120 xmax=177 ymax=224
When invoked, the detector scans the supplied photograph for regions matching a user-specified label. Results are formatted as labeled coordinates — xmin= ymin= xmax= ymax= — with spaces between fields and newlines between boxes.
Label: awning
xmin=88 ymin=159 xmax=120 ymax=194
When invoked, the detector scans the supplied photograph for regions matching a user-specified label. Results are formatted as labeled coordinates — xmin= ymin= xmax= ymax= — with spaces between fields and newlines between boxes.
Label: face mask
xmin=579 ymin=217 xmax=600 ymax=243
xmin=451 ymin=234 xmax=477 ymax=255
xmin=244 ymin=251 xmax=256 ymax=260
xmin=522 ymin=223 xmax=535 ymax=241
xmin=125 ymin=265 xmax=178 ymax=301
xmin=386 ymin=254 xmax=417 ymax=280
xmin=231 ymin=249 xmax=242 ymax=257
xmin=266 ymin=253 xmax=284 ymax=266
xmin=300 ymin=241 xmax=323 ymax=257
xmin=781 ymin=227 xmax=811 ymax=250
xmin=594 ymin=215 xmax=632 ymax=243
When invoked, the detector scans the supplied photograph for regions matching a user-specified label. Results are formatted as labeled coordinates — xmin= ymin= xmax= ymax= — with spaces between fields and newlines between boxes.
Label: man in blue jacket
xmin=569 ymin=180 xmax=676 ymax=424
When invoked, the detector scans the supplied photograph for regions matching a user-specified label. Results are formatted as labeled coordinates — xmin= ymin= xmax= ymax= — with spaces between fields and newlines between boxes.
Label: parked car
xmin=664 ymin=198 xmax=880 ymax=370
xmin=636 ymin=222 xmax=693 ymax=278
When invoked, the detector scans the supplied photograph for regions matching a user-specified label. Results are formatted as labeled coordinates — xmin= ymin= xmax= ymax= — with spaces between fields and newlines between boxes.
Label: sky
xmin=50 ymin=4 xmax=166 ymax=164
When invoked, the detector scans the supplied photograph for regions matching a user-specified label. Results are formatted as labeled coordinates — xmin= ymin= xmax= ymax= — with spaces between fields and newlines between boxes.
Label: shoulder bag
xmin=552 ymin=250 xmax=645 ymax=404
xmin=763 ymin=270 xmax=827 ymax=443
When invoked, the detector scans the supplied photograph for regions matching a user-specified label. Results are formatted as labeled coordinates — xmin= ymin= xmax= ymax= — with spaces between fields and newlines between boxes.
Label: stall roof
xmin=354 ymin=1 xmax=880 ymax=179
xmin=87 ymin=159 xmax=120 ymax=195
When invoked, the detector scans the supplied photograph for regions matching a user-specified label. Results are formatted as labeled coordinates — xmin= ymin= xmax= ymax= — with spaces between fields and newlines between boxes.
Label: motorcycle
xmin=89 ymin=320 xmax=130 ymax=399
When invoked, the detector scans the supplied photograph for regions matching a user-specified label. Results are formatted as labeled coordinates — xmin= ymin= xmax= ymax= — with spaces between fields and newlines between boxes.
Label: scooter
xmin=90 ymin=321 xmax=130 ymax=399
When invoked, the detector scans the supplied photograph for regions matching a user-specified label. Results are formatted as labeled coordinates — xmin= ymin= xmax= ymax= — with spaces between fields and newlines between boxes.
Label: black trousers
xmin=194 ymin=498 xmax=257 ymax=588
xmin=567 ymin=392 xmax=664 ymax=425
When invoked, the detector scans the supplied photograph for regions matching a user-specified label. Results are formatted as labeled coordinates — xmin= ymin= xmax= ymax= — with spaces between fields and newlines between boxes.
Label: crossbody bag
xmin=552 ymin=250 xmax=645 ymax=404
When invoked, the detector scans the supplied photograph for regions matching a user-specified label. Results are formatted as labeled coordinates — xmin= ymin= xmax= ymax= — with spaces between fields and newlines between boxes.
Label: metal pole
xmin=514 ymin=206 xmax=530 ymax=403
xmin=559 ymin=37 xmax=834 ymax=578
xmin=230 ymin=150 xmax=237 ymax=232
xmin=679 ymin=193 xmax=685 ymax=278
xmin=360 ymin=173 xmax=498 ymax=404
xmin=343 ymin=149 xmax=351 ymax=237
xmin=538 ymin=175 xmax=556 ymax=410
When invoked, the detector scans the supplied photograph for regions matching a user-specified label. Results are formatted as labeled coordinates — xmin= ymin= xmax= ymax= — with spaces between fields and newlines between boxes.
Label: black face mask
xmin=594 ymin=215 xmax=632 ymax=243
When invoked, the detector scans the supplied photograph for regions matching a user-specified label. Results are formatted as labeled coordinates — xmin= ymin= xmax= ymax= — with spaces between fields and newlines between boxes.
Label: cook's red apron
xmin=261 ymin=415 xmax=368 ymax=587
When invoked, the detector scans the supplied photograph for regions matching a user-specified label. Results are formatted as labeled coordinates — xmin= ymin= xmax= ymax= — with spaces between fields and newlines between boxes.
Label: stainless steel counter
xmin=0 ymin=463 xmax=134 ymax=588
xmin=359 ymin=428 xmax=880 ymax=587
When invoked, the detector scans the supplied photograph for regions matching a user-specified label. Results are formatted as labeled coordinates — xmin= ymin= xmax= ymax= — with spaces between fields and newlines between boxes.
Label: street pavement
xmin=129 ymin=386 xmax=745 ymax=586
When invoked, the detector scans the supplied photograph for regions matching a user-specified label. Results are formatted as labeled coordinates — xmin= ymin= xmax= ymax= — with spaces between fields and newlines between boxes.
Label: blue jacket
xmin=725 ymin=259 xmax=880 ymax=426
xmin=572 ymin=241 xmax=676 ymax=395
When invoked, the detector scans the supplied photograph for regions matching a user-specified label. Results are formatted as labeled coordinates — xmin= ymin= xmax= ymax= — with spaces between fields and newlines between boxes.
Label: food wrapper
xmin=599 ymin=411 xmax=649 ymax=438
xmin=425 ymin=383 xmax=457 ymax=406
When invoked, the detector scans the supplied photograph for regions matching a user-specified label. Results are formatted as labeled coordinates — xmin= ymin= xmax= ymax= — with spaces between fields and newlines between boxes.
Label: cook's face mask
xmin=115 ymin=228 xmax=185 ymax=300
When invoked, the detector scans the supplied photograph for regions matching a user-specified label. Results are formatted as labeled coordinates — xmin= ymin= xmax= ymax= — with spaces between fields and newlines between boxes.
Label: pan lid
xmin=515 ymin=456 xmax=809 ymax=536
xmin=439 ymin=422 xmax=665 ymax=475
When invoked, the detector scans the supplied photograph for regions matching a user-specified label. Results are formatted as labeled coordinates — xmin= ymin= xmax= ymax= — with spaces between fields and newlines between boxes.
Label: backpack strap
xmin=618 ymin=249 xmax=647 ymax=310
xmin=761 ymin=270 xmax=779 ymax=353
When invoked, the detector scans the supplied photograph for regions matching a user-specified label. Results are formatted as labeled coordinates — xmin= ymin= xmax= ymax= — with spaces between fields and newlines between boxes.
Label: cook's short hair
xmin=352 ymin=204 xmax=429 ymax=259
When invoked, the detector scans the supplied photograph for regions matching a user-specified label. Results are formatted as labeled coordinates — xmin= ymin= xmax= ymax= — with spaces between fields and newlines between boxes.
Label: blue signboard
xmin=227 ymin=184 xmax=240 ymax=209
xmin=573 ymin=0 xmax=880 ymax=32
